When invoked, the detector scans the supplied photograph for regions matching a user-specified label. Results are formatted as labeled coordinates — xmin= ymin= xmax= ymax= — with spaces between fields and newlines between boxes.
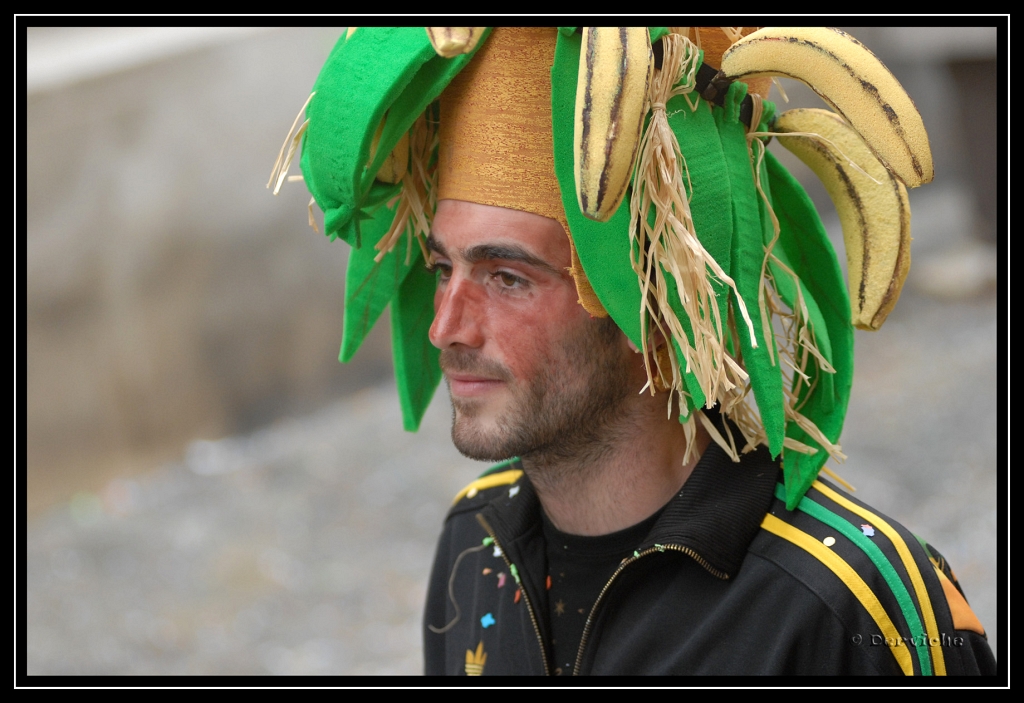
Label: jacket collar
xmin=478 ymin=412 xmax=780 ymax=580
xmin=639 ymin=439 xmax=779 ymax=578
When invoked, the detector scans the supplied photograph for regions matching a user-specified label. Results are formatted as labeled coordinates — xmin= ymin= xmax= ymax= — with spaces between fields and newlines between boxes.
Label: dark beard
xmin=442 ymin=315 xmax=636 ymax=472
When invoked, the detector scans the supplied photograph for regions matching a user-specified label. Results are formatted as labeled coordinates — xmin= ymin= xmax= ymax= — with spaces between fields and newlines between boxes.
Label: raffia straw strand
xmin=268 ymin=92 xmax=316 ymax=190
xmin=626 ymin=32 xmax=767 ymax=467
xmin=681 ymin=413 xmax=699 ymax=465
xmin=821 ymin=465 xmax=857 ymax=493
xmin=307 ymin=196 xmax=319 ymax=234
xmin=698 ymin=411 xmax=740 ymax=462
xmin=747 ymin=93 xmax=764 ymax=136
xmin=629 ymin=32 xmax=757 ymax=416
xmin=668 ymin=27 xmax=692 ymax=44
xmin=745 ymin=111 xmax=847 ymax=467
xmin=747 ymin=130 xmax=884 ymax=186
xmin=771 ymin=77 xmax=790 ymax=104
xmin=747 ymin=118 xmax=783 ymax=365
xmin=700 ymin=409 xmax=741 ymax=464
xmin=273 ymin=119 xmax=309 ymax=195
xmin=720 ymin=27 xmax=745 ymax=43
xmin=763 ymin=244 xmax=846 ymax=464
xmin=373 ymin=113 xmax=437 ymax=264
xmin=783 ymin=437 xmax=818 ymax=455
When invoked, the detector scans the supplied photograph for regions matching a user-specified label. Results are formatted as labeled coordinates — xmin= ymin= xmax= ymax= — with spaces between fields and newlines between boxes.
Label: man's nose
xmin=429 ymin=276 xmax=485 ymax=350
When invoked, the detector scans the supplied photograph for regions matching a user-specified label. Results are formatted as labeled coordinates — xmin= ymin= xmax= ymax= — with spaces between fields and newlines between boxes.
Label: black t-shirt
xmin=542 ymin=507 xmax=664 ymax=676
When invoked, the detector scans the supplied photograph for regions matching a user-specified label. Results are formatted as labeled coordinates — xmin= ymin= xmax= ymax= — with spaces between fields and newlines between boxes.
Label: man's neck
xmin=521 ymin=395 xmax=710 ymax=536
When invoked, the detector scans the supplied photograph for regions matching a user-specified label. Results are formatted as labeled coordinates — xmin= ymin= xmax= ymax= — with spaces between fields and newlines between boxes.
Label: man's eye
xmin=430 ymin=262 xmax=452 ymax=279
xmin=497 ymin=271 xmax=523 ymax=288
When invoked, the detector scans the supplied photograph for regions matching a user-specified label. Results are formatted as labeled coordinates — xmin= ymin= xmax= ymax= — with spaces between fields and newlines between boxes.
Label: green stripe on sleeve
xmin=776 ymin=483 xmax=932 ymax=675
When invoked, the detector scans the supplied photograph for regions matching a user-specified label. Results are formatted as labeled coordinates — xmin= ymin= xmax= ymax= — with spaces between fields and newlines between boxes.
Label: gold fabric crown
xmin=438 ymin=26 xmax=607 ymax=315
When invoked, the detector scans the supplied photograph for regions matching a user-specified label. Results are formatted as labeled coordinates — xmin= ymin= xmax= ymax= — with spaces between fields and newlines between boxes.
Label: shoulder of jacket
xmin=447 ymin=459 xmax=525 ymax=514
xmin=752 ymin=477 xmax=971 ymax=677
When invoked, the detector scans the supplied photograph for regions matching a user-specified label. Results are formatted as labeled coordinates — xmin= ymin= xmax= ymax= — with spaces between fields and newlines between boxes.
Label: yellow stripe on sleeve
xmin=451 ymin=469 xmax=524 ymax=505
xmin=811 ymin=480 xmax=946 ymax=675
xmin=761 ymin=512 xmax=915 ymax=676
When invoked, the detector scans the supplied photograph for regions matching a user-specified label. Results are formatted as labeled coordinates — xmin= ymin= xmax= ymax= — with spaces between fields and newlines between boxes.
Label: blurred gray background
xmin=24 ymin=27 xmax=1000 ymax=675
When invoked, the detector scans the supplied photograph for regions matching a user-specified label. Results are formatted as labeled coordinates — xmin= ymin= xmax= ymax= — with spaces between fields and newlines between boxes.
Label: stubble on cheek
xmin=439 ymin=315 xmax=632 ymax=464
xmin=440 ymin=347 xmax=544 ymax=461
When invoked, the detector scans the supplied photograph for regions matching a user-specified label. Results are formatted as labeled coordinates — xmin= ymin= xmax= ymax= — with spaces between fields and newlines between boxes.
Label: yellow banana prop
xmin=574 ymin=27 xmax=654 ymax=222
xmin=775 ymin=108 xmax=911 ymax=330
xmin=720 ymin=27 xmax=933 ymax=188
xmin=426 ymin=27 xmax=486 ymax=58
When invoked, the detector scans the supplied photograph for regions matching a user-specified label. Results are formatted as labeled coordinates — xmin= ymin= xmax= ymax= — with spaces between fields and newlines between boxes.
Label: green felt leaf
xmin=298 ymin=26 xmax=495 ymax=433
xmin=301 ymin=28 xmax=489 ymax=246
xmin=765 ymin=151 xmax=854 ymax=509
xmin=716 ymin=81 xmax=786 ymax=457
xmin=662 ymin=81 xmax=740 ymax=416
xmin=301 ymin=28 xmax=437 ymax=245
xmin=361 ymin=30 xmax=492 ymax=200
xmin=340 ymin=201 xmax=417 ymax=363
xmin=656 ymin=267 xmax=705 ymax=415
xmin=765 ymin=250 xmax=836 ymax=415
xmin=331 ymin=181 xmax=402 ymax=248
xmin=669 ymin=90 xmax=734 ymax=334
xmin=391 ymin=249 xmax=442 ymax=431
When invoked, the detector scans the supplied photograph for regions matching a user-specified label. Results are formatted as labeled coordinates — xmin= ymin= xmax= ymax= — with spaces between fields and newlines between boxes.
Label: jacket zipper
xmin=572 ymin=543 xmax=729 ymax=676
xmin=476 ymin=513 xmax=551 ymax=676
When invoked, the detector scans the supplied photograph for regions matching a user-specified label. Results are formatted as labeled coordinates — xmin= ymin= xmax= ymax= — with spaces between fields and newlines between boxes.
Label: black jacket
xmin=423 ymin=441 xmax=996 ymax=676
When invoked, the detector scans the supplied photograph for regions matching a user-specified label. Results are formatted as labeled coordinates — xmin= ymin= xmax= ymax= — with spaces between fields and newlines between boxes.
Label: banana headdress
xmin=269 ymin=26 xmax=932 ymax=509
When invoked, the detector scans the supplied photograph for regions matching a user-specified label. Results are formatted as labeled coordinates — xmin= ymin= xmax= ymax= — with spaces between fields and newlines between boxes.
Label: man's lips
xmin=439 ymin=350 xmax=513 ymax=398
xmin=445 ymin=373 xmax=506 ymax=397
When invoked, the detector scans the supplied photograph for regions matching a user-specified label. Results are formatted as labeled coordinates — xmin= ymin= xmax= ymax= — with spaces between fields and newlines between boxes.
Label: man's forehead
xmin=429 ymin=200 xmax=570 ymax=270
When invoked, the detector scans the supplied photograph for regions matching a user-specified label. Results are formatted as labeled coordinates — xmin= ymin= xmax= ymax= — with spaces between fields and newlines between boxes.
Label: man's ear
xmin=643 ymin=325 xmax=674 ymax=393
xmin=650 ymin=326 xmax=669 ymax=351
xmin=623 ymin=325 xmax=669 ymax=353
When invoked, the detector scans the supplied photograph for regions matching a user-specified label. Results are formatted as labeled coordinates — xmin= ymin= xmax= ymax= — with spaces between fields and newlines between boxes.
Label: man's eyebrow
xmin=427 ymin=234 xmax=561 ymax=275
xmin=426 ymin=234 xmax=447 ymax=258
xmin=428 ymin=232 xmax=565 ymax=274
xmin=466 ymin=244 xmax=561 ymax=275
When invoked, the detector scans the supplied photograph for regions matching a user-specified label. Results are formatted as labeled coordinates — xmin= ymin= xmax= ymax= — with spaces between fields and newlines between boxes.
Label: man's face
xmin=427 ymin=199 xmax=641 ymax=463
